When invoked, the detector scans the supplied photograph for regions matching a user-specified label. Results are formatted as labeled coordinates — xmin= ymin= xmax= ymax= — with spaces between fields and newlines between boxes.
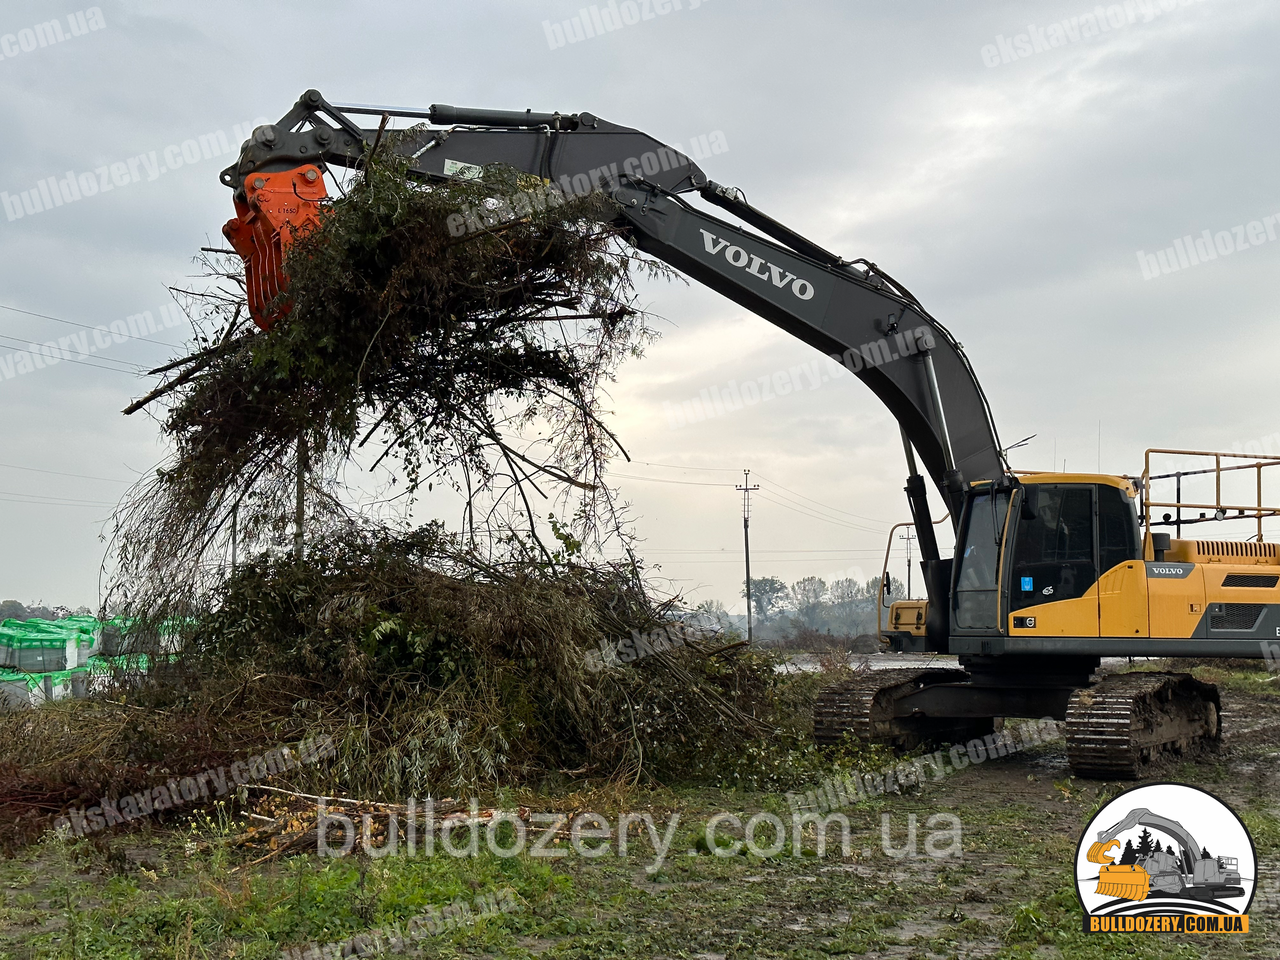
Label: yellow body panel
xmin=1163 ymin=538 xmax=1280 ymax=565
xmin=1018 ymin=472 xmax=1138 ymax=497
xmin=889 ymin=600 xmax=928 ymax=637
xmin=1147 ymin=565 xmax=1206 ymax=640
xmin=1008 ymin=587 xmax=1100 ymax=637
xmin=1099 ymin=561 xmax=1149 ymax=638
xmin=1201 ymin=564 xmax=1280 ymax=609
xmin=1003 ymin=561 xmax=1278 ymax=639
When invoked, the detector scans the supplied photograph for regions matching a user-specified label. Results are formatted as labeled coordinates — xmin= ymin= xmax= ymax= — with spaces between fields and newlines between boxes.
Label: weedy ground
xmin=0 ymin=659 xmax=1276 ymax=959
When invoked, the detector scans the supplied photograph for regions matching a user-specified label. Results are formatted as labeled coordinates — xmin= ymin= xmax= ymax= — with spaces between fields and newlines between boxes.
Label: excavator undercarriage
xmin=814 ymin=661 xmax=1222 ymax=780
xmin=1065 ymin=672 xmax=1221 ymax=779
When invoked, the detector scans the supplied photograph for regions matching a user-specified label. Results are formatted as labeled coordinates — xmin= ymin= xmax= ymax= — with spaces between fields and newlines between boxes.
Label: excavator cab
xmin=948 ymin=474 xmax=1142 ymax=642
xmin=889 ymin=449 xmax=1280 ymax=657
xmin=887 ymin=475 xmax=1141 ymax=649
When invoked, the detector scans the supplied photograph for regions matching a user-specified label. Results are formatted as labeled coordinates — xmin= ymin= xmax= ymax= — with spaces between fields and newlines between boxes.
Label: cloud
xmin=1 ymin=0 xmax=1277 ymax=609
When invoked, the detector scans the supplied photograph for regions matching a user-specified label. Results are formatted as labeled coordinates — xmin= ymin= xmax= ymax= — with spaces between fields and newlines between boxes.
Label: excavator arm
xmin=1088 ymin=807 xmax=1204 ymax=866
xmin=220 ymin=90 xmax=1007 ymax=529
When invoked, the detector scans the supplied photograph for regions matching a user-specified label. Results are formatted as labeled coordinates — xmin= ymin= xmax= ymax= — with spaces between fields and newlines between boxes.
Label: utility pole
xmin=899 ymin=529 xmax=916 ymax=599
xmin=295 ymin=430 xmax=307 ymax=562
xmin=736 ymin=469 xmax=760 ymax=643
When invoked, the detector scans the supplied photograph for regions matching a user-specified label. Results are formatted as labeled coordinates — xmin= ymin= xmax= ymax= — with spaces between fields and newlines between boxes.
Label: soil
xmin=0 ymin=660 xmax=1275 ymax=959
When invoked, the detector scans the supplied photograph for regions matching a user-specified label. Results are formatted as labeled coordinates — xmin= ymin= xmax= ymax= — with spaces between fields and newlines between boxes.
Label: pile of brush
xmin=179 ymin=525 xmax=784 ymax=795
xmin=0 ymin=139 xmax=833 ymax=846
xmin=0 ymin=528 xmax=804 ymax=846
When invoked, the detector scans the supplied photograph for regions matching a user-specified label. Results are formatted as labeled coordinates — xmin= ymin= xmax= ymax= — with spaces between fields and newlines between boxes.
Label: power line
xmin=0 ymin=491 xmax=117 ymax=507
xmin=0 ymin=302 xmax=185 ymax=349
xmin=0 ymin=334 xmax=146 ymax=375
xmin=753 ymin=472 xmax=890 ymax=525
xmin=643 ymin=557 xmax=878 ymax=565
xmin=753 ymin=486 xmax=884 ymax=533
xmin=753 ymin=490 xmax=880 ymax=532
xmin=647 ymin=547 xmax=885 ymax=555
xmin=0 ymin=461 xmax=134 ymax=484
xmin=613 ymin=470 xmax=891 ymax=534
xmin=620 ymin=463 xmax=895 ymax=529
xmin=610 ymin=472 xmax=735 ymax=487
xmin=0 ymin=331 xmax=143 ymax=367
xmin=631 ymin=460 xmax=741 ymax=472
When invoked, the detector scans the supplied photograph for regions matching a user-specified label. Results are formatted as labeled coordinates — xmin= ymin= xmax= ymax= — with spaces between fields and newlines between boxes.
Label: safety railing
xmin=1141 ymin=448 xmax=1280 ymax=542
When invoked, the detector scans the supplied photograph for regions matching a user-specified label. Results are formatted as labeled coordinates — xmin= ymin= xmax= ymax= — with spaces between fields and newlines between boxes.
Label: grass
xmin=0 ymin=660 xmax=1276 ymax=958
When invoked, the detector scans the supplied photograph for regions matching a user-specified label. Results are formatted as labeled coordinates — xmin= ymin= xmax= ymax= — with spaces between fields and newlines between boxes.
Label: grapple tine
xmin=1095 ymin=864 xmax=1150 ymax=901
xmin=223 ymin=165 xmax=328 ymax=330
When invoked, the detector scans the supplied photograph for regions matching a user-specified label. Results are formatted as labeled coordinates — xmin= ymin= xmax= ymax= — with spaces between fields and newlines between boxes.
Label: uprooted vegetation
xmin=0 ymin=135 xmax=836 ymax=844
xmin=115 ymin=145 xmax=664 ymax=619
xmin=0 ymin=528 xmax=834 ymax=847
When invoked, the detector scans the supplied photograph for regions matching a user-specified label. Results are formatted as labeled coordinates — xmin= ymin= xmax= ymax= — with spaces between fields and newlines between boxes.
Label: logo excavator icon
xmin=1087 ymin=807 xmax=1246 ymax=903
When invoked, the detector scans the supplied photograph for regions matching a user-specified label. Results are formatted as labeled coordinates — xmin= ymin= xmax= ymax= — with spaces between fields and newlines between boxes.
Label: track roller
xmin=1065 ymin=672 xmax=1220 ymax=780
xmin=814 ymin=667 xmax=983 ymax=751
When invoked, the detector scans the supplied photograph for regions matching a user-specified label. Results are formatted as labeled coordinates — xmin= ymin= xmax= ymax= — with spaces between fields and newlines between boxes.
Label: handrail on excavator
xmin=1142 ymin=448 xmax=1280 ymax=541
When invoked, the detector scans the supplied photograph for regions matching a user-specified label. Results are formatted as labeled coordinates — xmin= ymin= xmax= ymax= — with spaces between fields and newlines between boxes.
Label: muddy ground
xmin=0 ymin=659 xmax=1276 ymax=959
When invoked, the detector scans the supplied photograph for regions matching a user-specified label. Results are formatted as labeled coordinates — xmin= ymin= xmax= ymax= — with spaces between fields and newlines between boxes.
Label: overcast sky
xmin=1 ymin=0 xmax=1278 ymax=612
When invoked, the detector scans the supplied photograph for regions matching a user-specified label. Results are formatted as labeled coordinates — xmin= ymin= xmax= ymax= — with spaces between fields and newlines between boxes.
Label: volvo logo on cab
xmin=699 ymin=229 xmax=816 ymax=301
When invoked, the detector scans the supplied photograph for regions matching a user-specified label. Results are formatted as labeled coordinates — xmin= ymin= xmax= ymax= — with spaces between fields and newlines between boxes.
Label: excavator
xmin=1086 ymin=807 xmax=1245 ymax=902
xmin=220 ymin=89 xmax=1280 ymax=779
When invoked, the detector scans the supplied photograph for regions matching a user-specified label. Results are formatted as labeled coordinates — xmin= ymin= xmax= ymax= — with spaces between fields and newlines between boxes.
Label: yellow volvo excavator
xmin=863 ymin=451 xmax=1280 ymax=777
xmin=219 ymin=90 xmax=1279 ymax=779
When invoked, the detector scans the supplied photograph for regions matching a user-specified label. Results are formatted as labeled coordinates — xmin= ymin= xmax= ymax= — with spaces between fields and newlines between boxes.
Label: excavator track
xmin=814 ymin=668 xmax=974 ymax=750
xmin=1065 ymin=672 xmax=1220 ymax=780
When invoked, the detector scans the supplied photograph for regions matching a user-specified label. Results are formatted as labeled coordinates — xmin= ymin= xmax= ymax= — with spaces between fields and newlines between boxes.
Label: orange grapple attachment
xmin=1087 ymin=840 xmax=1120 ymax=864
xmin=222 ymin=165 xmax=327 ymax=330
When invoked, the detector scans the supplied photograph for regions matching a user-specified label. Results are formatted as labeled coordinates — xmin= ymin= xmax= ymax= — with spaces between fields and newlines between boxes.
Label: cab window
xmin=1011 ymin=484 xmax=1095 ymax=611
xmin=1098 ymin=484 xmax=1141 ymax=574
xmin=953 ymin=490 xmax=1009 ymax=630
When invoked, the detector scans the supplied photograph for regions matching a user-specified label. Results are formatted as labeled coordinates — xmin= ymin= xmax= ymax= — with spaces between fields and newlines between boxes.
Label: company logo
xmin=1146 ymin=562 xmax=1194 ymax=579
xmin=1075 ymin=783 xmax=1255 ymax=934
xmin=698 ymin=229 xmax=815 ymax=300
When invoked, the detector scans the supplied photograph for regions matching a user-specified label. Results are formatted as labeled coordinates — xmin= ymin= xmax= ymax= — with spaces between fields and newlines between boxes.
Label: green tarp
xmin=0 ymin=653 xmax=160 ymax=710
xmin=0 ymin=616 xmax=96 ymax=648
xmin=0 ymin=615 xmax=181 ymax=709
xmin=0 ymin=616 xmax=98 ymax=671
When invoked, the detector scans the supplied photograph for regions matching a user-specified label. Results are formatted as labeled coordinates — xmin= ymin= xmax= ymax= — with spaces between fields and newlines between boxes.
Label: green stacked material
xmin=0 ymin=615 xmax=181 ymax=711
xmin=0 ymin=617 xmax=97 ymax=672
xmin=0 ymin=664 xmax=80 ymax=709
xmin=0 ymin=652 xmax=163 ymax=710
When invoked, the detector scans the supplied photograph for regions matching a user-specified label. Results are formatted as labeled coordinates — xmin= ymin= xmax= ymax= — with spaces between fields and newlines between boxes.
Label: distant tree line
xmin=0 ymin=600 xmax=92 ymax=622
xmin=731 ymin=574 xmax=907 ymax=649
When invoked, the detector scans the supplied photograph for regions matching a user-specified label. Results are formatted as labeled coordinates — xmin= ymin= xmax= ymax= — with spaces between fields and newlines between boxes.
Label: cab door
xmin=1097 ymin=484 xmax=1148 ymax=637
xmin=1008 ymin=483 xmax=1100 ymax=637
xmin=951 ymin=488 xmax=1010 ymax=634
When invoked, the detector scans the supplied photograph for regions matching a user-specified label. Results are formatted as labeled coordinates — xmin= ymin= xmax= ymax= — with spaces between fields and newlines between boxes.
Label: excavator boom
xmin=221 ymin=89 xmax=1006 ymax=521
